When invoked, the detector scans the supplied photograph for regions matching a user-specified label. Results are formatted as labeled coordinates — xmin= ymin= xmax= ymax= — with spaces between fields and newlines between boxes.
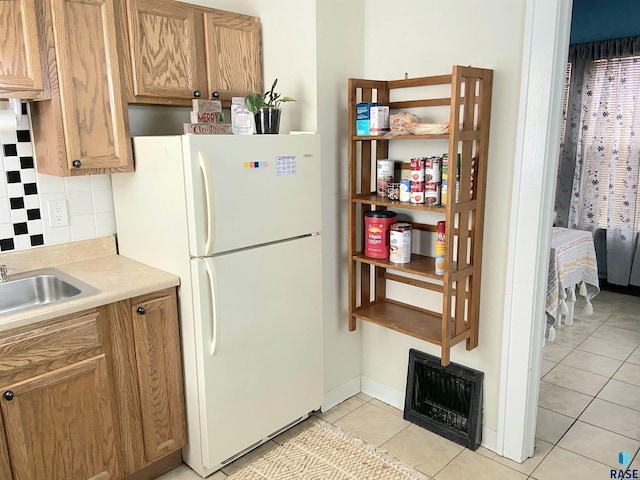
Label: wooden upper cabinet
xmin=0 ymin=0 xmax=44 ymax=98
xmin=126 ymin=0 xmax=204 ymax=101
xmin=0 ymin=356 xmax=119 ymax=480
xmin=204 ymin=10 xmax=263 ymax=101
xmin=121 ymin=0 xmax=263 ymax=106
xmin=30 ymin=0 xmax=133 ymax=176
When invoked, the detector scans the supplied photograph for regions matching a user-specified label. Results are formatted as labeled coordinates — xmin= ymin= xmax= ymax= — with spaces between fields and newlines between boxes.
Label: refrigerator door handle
xmin=199 ymin=152 xmax=215 ymax=256
xmin=204 ymin=259 xmax=219 ymax=356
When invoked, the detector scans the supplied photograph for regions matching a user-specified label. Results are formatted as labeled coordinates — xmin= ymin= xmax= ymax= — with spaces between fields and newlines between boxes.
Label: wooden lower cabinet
xmin=131 ymin=291 xmax=186 ymax=463
xmin=0 ymin=288 xmax=185 ymax=480
xmin=0 ymin=356 xmax=118 ymax=480
xmin=106 ymin=288 xmax=186 ymax=476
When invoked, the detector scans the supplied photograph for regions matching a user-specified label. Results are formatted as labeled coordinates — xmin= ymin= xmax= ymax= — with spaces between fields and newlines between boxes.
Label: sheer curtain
xmin=555 ymin=36 xmax=640 ymax=286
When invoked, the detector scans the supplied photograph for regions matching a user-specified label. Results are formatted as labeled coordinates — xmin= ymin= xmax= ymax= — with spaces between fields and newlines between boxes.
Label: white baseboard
xmin=321 ymin=376 xmax=361 ymax=412
xmin=481 ymin=426 xmax=498 ymax=453
xmin=360 ymin=375 xmax=405 ymax=410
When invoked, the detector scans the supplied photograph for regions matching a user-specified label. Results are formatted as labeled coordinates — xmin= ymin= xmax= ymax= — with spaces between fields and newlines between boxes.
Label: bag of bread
xmin=390 ymin=112 xmax=421 ymax=131
xmin=406 ymin=122 xmax=450 ymax=135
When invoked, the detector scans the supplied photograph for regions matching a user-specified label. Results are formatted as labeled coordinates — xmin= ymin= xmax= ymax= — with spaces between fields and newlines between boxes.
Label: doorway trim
xmin=496 ymin=0 xmax=573 ymax=462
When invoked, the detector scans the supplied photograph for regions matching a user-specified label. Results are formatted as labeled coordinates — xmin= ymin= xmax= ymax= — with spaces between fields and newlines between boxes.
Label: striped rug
xmin=226 ymin=417 xmax=429 ymax=480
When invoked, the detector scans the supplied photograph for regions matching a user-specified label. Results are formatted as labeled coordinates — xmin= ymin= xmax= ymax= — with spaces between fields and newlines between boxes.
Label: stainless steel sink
xmin=0 ymin=268 xmax=100 ymax=316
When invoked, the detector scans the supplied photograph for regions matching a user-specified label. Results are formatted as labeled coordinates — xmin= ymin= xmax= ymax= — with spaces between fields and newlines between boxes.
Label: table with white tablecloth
xmin=546 ymin=227 xmax=600 ymax=340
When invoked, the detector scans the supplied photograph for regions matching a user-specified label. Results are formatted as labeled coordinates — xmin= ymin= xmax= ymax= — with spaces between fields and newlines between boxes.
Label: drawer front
xmin=0 ymin=310 xmax=103 ymax=382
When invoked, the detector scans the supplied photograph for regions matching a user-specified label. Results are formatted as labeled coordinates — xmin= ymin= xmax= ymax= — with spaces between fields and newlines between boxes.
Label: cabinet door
xmin=127 ymin=0 xmax=205 ymax=101
xmin=204 ymin=10 xmax=262 ymax=101
xmin=0 ymin=0 xmax=43 ymax=97
xmin=131 ymin=291 xmax=186 ymax=463
xmin=0 ymin=356 xmax=118 ymax=480
xmin=0 ymin=415 xmax=12 ymax=480
xmin=47 ymin=0 xmax=131 ymax=174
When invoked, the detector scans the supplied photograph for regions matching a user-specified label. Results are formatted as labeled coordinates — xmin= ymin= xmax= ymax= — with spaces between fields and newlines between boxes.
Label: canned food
xmin=410 ymin=181 xmax=425 ymax=204
xmin=364 ymin=210 xmax=397 ymax=259
xmin=410 ymin=157 xmax=425 ymax=182
xmin=410 ymin=180 xmax=425 ymax=192
xmin=389 ymin=223 xmax=412 ymax=264
xmin=424 ymin=156 xmax=442 ymax=183
xmin=441 ymin=180 xmax=447 ymax=206
xmin=410 ymin=190 xmax=424 ymax=204
xmin=399 ymin=179 xmax=411 ymax=202
xmin=424 ymin=182 xmax=441 ymax=206
xmin=376 ymin=160 xmax=395 ymax=196
xmin=442 ymin=154 xmax=448 ymax=182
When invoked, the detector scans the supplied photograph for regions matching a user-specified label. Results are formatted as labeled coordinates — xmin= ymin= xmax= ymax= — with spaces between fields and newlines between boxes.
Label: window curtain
xmin=555 ymin=36 xmax=640 ymax=286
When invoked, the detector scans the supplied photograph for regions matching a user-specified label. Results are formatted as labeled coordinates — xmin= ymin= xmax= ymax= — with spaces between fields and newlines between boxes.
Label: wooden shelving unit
xmin=348 ymin=65 xmax=493 ymax=366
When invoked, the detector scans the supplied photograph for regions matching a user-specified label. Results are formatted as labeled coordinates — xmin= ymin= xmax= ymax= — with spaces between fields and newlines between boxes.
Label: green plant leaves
xmin=245 ymin=79 xmax=296 ymax=112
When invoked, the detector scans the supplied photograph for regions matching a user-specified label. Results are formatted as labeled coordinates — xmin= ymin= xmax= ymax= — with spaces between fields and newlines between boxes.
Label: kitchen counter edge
xmin=0 ymin=254 xmax=180 ymax=333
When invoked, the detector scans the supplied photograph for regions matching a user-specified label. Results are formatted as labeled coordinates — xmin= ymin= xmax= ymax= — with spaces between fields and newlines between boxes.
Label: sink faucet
xmin=0 ymin=265 xmax=7 ymax=283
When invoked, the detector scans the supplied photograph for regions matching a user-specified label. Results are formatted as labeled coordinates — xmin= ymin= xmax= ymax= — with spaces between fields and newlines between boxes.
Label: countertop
xmin=0 ymin=236 xmax=180 ymax=333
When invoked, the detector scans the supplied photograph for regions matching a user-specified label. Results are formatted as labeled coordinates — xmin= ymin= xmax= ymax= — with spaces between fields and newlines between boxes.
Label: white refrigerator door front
xmin=182 ymin=134 xmax=321 ymax=257
xmin=191 ymin=235 xmax=323 ymax=469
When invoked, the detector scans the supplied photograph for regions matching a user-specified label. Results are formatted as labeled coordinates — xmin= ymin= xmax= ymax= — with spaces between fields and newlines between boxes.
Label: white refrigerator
xmin=111 ymin=134 xmax=323 ymax=477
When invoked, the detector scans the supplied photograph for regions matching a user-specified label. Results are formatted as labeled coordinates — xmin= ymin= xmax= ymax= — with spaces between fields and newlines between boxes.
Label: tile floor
xmin=159 ymin=290 xmax=640 ymax=479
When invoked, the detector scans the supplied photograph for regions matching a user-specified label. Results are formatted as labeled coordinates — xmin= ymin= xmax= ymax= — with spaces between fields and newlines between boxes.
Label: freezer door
xmin=191 ymin=235 xmax=323 ymax=469
xmin=182 ymin=134 xmax=321 ymax=257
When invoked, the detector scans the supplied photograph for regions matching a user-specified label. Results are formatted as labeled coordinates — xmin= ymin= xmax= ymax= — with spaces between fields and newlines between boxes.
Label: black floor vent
xmin=403 ymin=349 xmax=483 ymax=450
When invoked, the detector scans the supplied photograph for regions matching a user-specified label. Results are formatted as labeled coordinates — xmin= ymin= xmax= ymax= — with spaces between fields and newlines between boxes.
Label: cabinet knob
xmin=136 ymin=306 xmax=146 ymax=315
xmin=211 ymin=91 xmax=220 ymax=99
xmin=3 ymin=391 xmax=14 ymax=401
xmin=72 ymin=160 xmax=81 ymax=168
xmin=194 ymin=90 xmax=201 ymax=98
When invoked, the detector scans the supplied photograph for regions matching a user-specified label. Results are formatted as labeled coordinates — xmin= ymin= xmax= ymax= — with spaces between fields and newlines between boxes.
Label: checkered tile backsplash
xmin=0 ymin=102 xmax=117 ymax=252
xmin=0 ymin=103 xmax=44 ymax=251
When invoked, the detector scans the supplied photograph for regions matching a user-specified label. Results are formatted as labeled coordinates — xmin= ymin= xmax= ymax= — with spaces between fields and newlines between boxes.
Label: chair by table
xmin=546 ymin=227 xmax=600 ymax=340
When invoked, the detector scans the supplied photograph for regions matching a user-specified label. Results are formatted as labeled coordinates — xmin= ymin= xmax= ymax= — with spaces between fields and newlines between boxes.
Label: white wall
xmin=181 ymin=0 xmax=318 ymax=134
xmin=360 ymin=0 xmax=527 ymax=433
xmin=316 ymin=0 xmax=365 ymax=395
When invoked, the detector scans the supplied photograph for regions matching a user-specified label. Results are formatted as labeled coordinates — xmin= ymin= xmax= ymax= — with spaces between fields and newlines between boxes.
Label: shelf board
xmin=353 ymin=252 xmax=442 ymax=279
xmin=352 ymin=134 xmax=449 ymax=141
xmin=353 ymin=301 xmax=442 ymax=345
xmin=352 ymin=194 xmax=446 ymax=212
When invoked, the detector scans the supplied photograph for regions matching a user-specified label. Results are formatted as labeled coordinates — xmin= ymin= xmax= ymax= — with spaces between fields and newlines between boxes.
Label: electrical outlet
xmin=48 ymin=200 xmax=69 ymax=227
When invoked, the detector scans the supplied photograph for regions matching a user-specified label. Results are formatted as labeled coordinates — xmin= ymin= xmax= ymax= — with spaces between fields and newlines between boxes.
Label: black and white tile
xmin=0 ymin=102 xmax=44 ymax=251
xmin=0 ymin=102 xmax=116 ymax=252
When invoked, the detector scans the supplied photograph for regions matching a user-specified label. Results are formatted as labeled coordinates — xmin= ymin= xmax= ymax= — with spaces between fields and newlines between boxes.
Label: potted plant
xmin=245 ymin=79 xmax=296 ymax=134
